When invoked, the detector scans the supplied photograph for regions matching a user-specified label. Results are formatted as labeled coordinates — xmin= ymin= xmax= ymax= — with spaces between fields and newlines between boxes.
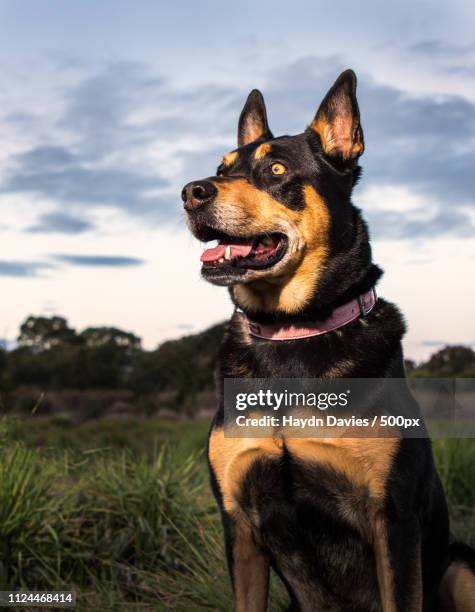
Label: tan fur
xmin=323 ymin=358 xmax=356 ymax=377
xmin=439 ymin=561 xmax=475 ymax=611
xmin=209 ymin=426 xmax=398 ymax=513
xmin=373 ymin=518 xmax=422 ymax=612
xmin=410 ymin=544 xmax=423 ymax=612
xmin=211 ymin=181 xmax=330 ymax=313
xmin=284 ymin=436 xmax=399 ymax=501
xmin=254 ymin=142 xmax=272 ymax=159
xmin=210 ymin=421 xmax=400 ymax=610
xmin=241 ymin=115 xmax=267 ymax=146
xmin=373 ymin=517 xmax=399 ymax=612
xmin=232 ymin=516 xmax=270 ymax=612
xmin=208 ymin=427 xmax=282 ymax=514
xmin=311 ymin=114 xmax=364 ymax=160
xmin=223 ymin=151 xmax=238 ymax=167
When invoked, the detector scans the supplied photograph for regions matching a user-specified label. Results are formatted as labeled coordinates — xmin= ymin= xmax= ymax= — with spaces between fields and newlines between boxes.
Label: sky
xmin=0 ymin=0 xmax=474 ymax=360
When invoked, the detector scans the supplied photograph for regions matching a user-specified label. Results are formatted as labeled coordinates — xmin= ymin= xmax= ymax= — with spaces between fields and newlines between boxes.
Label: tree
xmin=404 ymin=359 xmax=416 ymax=376
xmin=78 ymin=327 xmax=142 ymax=389
xmin=128 ymin=322 xmax=224 ymax=396
xmin=79 ymin=327 xmax=141 ymax=350
xmin=422 ymin=346 xmax=475 ymax=377
xmin=0 ymin=347 xmax=6 ymax=384
xmin=18 ymin=316 xmax=79 ymax=352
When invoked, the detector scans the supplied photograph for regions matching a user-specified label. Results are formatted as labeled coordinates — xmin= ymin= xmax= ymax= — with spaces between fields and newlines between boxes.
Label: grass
xmin=0 ymin=416 xmax=473 ymax=610
xmin=7 ymin=415 xmax=209 ymax=457
xmin=432 ymin=438 xmax=475 ymax=545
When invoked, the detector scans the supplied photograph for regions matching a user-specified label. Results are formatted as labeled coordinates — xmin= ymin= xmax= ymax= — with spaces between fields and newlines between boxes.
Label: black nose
xmin=181 ymin=180 xmax=217 ymax=211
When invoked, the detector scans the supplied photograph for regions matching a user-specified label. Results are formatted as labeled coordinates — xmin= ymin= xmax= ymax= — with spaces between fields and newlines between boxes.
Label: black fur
xmin=183 ymin=69 xmax=473 ymax=611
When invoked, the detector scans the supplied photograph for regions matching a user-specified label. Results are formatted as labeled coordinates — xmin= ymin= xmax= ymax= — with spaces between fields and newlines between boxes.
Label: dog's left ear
xmin=309 ymin=69 xmax=364 ymax=162
xmin=238 ymin=89 xmax=273 ymax=147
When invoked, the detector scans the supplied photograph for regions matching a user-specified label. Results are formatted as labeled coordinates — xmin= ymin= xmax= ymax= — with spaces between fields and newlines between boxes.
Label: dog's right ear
xmin=309 ymin=70 xmax=364 ymax=163
xmin=238 ymin=89 xmax=273 ymax=147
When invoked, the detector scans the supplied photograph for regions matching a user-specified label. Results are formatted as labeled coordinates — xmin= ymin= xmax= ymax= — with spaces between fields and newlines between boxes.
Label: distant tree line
xmin=404 ymin=345 xmax=475 ymax=378
xmin=0 ymin=315 xmax=224 ymax=396
xmin=0 ymin=316 xmax=474 ymax=398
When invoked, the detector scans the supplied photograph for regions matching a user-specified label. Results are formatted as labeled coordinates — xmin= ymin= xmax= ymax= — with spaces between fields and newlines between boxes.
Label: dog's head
xmin=183 ymin=70 xmax=369 ymax=315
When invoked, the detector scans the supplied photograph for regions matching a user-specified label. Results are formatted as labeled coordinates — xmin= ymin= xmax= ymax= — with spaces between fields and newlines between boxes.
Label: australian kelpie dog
xmin=182 ymin=70 xmax=475 ymax=611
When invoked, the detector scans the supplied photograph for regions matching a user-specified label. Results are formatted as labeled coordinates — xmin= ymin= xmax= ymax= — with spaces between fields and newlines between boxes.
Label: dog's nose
xmin=181 ymin=180 xmax=217 ymax=211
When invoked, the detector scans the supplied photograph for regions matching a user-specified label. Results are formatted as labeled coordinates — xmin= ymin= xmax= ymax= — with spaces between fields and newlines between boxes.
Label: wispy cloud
xmin=52 ymin=254 xmax=145 ymax=267
xmin=421 ymin=340 xmax=447 ymax=347
xmin=408 ymin=39 xmax=475 ymax=57
xmin=367 ymin=208 xmax=475 ymax=240
xmin=2 ymin=145 xmax=166 ymax=213
xmin=0 ymin=260 xmax=55 ymax=278
xmin=27 ymin=211 xmax=94 ymax=234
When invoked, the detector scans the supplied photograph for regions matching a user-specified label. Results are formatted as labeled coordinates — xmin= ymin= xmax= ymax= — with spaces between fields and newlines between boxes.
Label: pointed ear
xmin=238 ymin=89 xmax=273 ymax=147
xmin=310 ymin=69 xmax=364 ymax=162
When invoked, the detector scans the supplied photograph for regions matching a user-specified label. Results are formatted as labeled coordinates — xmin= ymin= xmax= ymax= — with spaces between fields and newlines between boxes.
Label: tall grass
xmin=0 ymin=440 xmax=288 ymax=609
xmin=0 ymin=444 xmax=71 ymax=588
xmin=0 ymin=417 xmax=472 ymax=610
xmin=433 ymin=438 xmax=475 ymax=545
xmin=0 ymin=438 xmax=222 ymax=608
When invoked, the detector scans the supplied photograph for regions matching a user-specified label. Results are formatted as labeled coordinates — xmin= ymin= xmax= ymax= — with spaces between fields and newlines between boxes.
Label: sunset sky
xmin=1 ymin=0 xmax=474 ymax=360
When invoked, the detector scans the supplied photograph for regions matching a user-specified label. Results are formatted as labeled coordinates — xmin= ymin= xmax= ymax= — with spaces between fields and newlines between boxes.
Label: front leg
xmin=374 ymin=515 xmax=422 ymax=612
xmin=208 ymin=425 xmax=280 ymax=611
xmin=222 ymin=509 xmax=270 ymax=612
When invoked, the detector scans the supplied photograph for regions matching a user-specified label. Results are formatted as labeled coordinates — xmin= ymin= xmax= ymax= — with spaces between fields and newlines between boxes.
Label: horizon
xmin=2 ymin=313 xmax=473 ymax=368
xmin=1 ymin=0 xmax=475 ymax=360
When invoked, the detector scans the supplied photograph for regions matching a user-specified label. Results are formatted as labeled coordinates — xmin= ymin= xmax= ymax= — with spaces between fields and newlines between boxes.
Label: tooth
xmin=225 ymin=245 xmax=232 ymax=260
xmin=262 ymin=237 xmax=273 ymax=246
xmin=218 ymin=258 xmax=225 ymax=263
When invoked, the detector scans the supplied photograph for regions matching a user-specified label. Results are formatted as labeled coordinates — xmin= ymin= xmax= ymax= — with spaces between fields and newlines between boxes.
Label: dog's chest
xmin=208 ymin=427 xmax=398 ymax=517
xmin=209 ymin=428 xmax=395 ymax=611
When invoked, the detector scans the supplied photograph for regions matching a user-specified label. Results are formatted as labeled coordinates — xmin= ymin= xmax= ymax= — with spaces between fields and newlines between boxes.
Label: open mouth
xmin=200 ymin=231 xmax=288 ymax=273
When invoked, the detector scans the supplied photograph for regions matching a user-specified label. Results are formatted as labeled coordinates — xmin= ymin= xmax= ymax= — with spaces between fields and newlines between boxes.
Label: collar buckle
xmin=358 ymin=287 xmax=376 ymax=317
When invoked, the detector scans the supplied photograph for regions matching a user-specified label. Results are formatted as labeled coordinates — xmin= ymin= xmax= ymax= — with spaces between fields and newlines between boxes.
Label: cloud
xmin=0 ymin=260 xmax=55 ymax=278
xmin=367 ymin=208 xmax=475 ymax=240
xmin=52 ymin=254 xmax=145 ymax=267
xmin=16 ymin=145 xmax=74 ymax=168
xmin=176 ymin=323 xmax=195 ymax=331
xmin=262 ymin=55 xmax=475 ymax=203
xmin=1 ymin=56 xmax=474 ymax=240
xmin=2 ymin=145 xmax=166 ymax=213
xmin=419 ymin=340 xmax=475 ymax=349
xmin=444 ymin=63 xmax=475 ymax=78
xmin=0 ymin=62 xmax=236 ymax=224
xmin=408 ymin=40 xmax=475 ymax=57
xmin=357 ymin=86 xmax=475 ymax=207
xmin=259 ymin=56 xmax=475 ymax=237
xmin=58 ymin=62 xmax=166 ymax=157
xmin=27 ymin=211 xmax=94 ymax=234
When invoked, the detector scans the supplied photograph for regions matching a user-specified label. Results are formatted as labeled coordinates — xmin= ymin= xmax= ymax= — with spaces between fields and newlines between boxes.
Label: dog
xmin=182 ymin=70 xmax=475 ymax=611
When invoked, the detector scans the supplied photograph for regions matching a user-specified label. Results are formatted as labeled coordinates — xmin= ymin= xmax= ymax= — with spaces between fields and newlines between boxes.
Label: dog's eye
xmin=271 ymin=163 xmax=287 ymax=175
xmin=216 ymin=164 xmax=225 ymax=176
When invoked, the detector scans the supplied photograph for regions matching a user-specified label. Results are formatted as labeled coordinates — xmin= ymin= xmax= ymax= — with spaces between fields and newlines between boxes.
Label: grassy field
xmin=0 ymin=416 xmax=474 ymax=611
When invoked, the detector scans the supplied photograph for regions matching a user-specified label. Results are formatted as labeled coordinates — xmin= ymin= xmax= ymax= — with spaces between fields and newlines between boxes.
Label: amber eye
xmin=271 ymin=162 xmax=286 ymax=175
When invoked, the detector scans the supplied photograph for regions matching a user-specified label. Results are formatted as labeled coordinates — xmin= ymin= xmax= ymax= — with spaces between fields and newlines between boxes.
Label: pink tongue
xmin=200 ymin=242 xmax=253 ymax=263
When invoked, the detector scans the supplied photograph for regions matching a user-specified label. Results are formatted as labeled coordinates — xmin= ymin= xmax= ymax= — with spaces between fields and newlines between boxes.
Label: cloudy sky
xmin=1 ymin=0 xmax=474 ymax=360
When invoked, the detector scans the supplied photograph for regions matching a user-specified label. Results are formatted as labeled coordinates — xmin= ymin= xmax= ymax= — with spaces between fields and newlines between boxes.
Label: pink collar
xmin=243 ymin=288 xmax=377 ymax=341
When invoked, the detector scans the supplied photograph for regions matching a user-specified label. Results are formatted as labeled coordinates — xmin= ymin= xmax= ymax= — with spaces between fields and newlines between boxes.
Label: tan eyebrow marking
xmin=223 ymin=151 xmax=239 ymax=167
xmin=254 ymin=143 xmax=272 ymax=160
